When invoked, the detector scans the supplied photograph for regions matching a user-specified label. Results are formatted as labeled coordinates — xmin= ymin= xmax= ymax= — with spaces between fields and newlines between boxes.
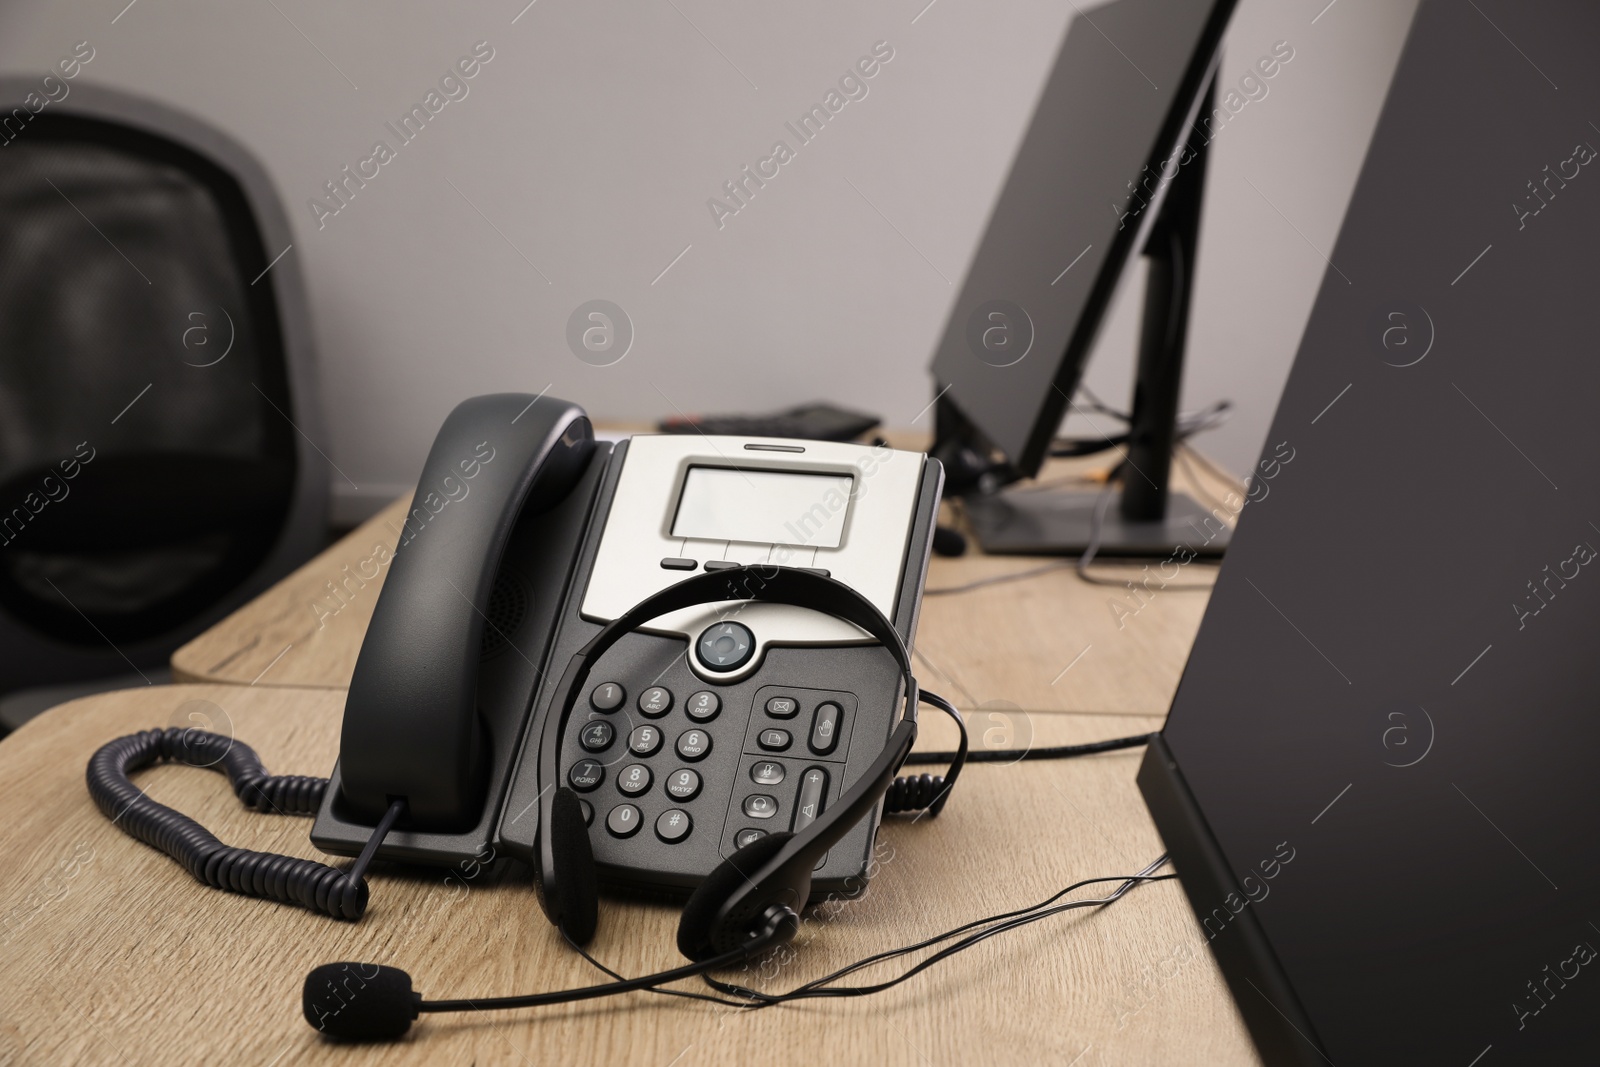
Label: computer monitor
xmin=1140 ymin=0 xmax=1600 ymax=1061
xmin=928 ymin=0 xmax=1236 ymax=556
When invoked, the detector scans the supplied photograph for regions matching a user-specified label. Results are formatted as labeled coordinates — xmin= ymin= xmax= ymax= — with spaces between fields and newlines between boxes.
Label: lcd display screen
xmin=670 ymin=467 xmax=852 ymax=548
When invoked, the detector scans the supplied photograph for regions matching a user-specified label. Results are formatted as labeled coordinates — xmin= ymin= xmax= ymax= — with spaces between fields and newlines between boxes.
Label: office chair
xmin=0 ymin=81 xmax=327 ymax=729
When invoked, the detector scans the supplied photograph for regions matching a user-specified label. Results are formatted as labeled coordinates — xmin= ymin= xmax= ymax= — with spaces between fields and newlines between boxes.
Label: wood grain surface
xmin=0 ymin=685 xmax=1259 ymax=1066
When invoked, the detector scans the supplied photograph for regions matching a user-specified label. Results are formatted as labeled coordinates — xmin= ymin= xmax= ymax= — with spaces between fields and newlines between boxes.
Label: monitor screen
xmin=670 ymin=466 xmax=853 ymax=548
xmin=928 ymin=0 xmax=1233 ymax=477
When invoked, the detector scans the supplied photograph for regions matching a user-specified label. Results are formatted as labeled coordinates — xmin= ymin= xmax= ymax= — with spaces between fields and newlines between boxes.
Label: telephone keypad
xmin=676 ymin=729 xmax=712 ymax=761
xmin=617 ymin=764 xmax=653 ymax=797
xmin=579 ymin=720 xmax=615 ymax=752
xmin=665 ymin=769 xmax=702 ymax=801
xmin=606 ymin=804 xmax=642 ymax=837
xmin=561 ymin=676 xmax=867 ymax=891
xmin=569 ymin=760 xmax=604 ymax=791
xmin=685 ymin=691 xmax=721 ymax=722
xmin=590 ymin=683 xmax=624 ymax=712
xmin=655 ymin=809 xmax=693 ymax=843
xmin=637 ymin=687 xmax=673 ymax=717
xmin=628 ymin=724 xmax=663 ymax=756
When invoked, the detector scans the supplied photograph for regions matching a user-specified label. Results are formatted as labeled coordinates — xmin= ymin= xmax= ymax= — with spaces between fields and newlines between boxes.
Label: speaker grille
xmin=479 ymin=571 xmax=529 ymax=659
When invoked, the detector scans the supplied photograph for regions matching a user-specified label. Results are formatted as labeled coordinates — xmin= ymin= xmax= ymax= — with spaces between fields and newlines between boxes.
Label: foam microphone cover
xmin=302 ymin=963 xmax=419 ymax=1040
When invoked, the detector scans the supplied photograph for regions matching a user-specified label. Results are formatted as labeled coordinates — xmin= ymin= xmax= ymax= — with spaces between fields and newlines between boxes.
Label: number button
xmin=590 ymin=683 xmax=624 ymax=712
xmin=655 ymin=809 xmax=693 ymax=843
xmin=735 ymin=828 xmax=768 ymax=849
xmin=637 ymin=687 xmax=673 ymax=717
xmin=757 ymin=729 xmax=791 ymax=752
xmin=568 ymin=760 xmax=604 ymax=792
xmin=743 ymin=794 xmax=778 ymax=820
xmin=578 ymin=799 xmax=593 ymax=826
xmin=579 ymin=720 xmax=615 ymax=752
xmin=751 ymin=761 xmax=786 ymax=786
xmin=665 ymin=769 xmax=702 ymax=801
xmin=685 ymin=691 xmax=721 ymax=722
xmin=628 ymin=724 xmax=663 ymax=757
xmin=676 ymin=729 xmax=712 ymax=762
xmin=617 ymin=764 xmax=652 ymax=797
xmin=606 ymin=804 xmax=642 ymax=837
xmin=765 ymin=696 xmax=798 ymax=718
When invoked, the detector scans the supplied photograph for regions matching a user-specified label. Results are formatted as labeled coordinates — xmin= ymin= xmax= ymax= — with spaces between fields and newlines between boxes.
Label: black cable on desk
xmin=85 ymin=727 xmax=397 ymax=921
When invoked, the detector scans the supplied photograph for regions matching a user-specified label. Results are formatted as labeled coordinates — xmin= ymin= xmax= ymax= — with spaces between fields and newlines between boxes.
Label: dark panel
xmin=1150 ymin=2 xmax=1600 ymax=1062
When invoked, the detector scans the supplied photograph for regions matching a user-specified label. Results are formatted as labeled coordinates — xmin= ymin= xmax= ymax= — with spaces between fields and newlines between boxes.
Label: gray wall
xmin=0 ymin=0 xmax=1417 ymax=522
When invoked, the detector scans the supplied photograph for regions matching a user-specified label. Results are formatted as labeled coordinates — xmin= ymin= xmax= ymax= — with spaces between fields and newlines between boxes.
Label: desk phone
xmin=313 ymin=394 xmax=942 ymax=899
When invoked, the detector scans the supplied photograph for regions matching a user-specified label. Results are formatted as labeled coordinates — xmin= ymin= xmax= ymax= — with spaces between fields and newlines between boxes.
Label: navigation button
xmin=697 ymin=622 xmax=755 ymax=672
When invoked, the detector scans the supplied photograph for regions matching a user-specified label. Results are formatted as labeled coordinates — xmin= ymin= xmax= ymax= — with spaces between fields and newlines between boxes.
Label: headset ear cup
xmin=542 ymin=787 xmax=599 ymax=944
xmin=677 ymin=832 xmax=795 ymax=961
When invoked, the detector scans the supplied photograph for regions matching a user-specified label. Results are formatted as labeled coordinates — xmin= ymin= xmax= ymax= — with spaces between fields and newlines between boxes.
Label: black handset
xmin=338 ymin=394 xmax=594 ymax=829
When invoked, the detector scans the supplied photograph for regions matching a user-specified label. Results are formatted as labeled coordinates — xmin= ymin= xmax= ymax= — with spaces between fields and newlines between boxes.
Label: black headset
xmin=294 ymin=564 xmax=938 ymax=1039
xmin=532 ymin=564 xmax=920 ymax=961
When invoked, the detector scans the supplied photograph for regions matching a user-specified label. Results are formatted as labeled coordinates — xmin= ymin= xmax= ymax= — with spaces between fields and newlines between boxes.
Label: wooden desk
xmin=7 ymin=438 xmax=1262 ymax=1064
xmin=0 ymin=686 xmax=1256 ymax=1065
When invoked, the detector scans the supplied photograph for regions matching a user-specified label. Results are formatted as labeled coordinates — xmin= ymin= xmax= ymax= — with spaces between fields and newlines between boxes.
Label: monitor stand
xmin=963 ymin=488 xmax=1228 ymax=558
xmin=945 ymin=83 xmax=1231 ymax=559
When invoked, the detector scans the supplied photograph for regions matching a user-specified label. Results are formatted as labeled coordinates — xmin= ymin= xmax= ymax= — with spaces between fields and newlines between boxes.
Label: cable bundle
xmin=85 ymin=727 xmax=368 ymax=920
